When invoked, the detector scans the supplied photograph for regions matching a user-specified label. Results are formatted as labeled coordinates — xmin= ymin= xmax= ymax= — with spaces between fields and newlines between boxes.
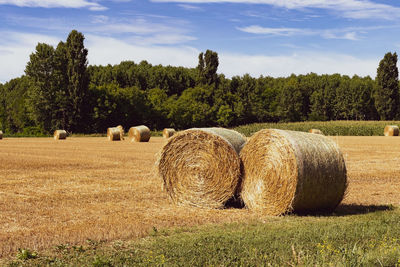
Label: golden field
xmin=1 ymin=136 xmax=400 ymax=258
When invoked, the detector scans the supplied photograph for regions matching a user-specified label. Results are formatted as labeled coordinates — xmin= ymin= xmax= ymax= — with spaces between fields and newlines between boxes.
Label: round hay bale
xmin=240 ymin=129 xmax=347 ymax=215
xmin=162 ymin=128 xmax=176 ymax=139
xmin=158 ymin=128 xmax=247 ymax=208
xmin=128 ymin=125 xmax=151 ymax=142
xmin=54 ymin=130 xmax=67 ymax=140
xmin=309 ymin=129 xmax=324 ymax=135
xmin=107 ymin=127 xmax=121 ymax=141
xmin=117 ymin=125 xmax=125 ymax=140
xmin=0 ymin=130 xmax=3 ymax=140
xmin=384 ymin=125 xmax=399 ymax=136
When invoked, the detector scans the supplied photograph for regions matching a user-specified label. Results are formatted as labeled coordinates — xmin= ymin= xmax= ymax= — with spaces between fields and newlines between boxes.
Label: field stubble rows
xmin=0 ymin=136 xmax=399 ymax=258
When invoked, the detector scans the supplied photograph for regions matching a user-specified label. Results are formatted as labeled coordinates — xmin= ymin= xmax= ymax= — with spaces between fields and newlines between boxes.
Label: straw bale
xmin=53 ymin=130 xmax=67 ymax=140
xmin=157 ymin=127 xmax=247 ymax=208
xmin=128 ymin=125 xmax=151 ymax=142
xmin=240 ymin=129 xmax=347 ymax=215
xmin=162 ymin=128 xmax=176 ymax=139
xmin=107 ymin=127 xmax=121 ymax=141
xmin=117 ymin=125 xmax=125 ymax=140
xmin=384 ymin=125 xmax=399 ymax=136
xmin=0 ymin=130 xmax=2 ymax=140
xmin=309 ymin=129 xmax=324 ymax=135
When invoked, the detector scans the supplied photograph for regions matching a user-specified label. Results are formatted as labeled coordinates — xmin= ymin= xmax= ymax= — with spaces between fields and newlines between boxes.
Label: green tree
xmin=66 ymin=30 xmax=89 ymax=132
xmin=375 ymin=52 xmax=399 ymax=120
xmin=197 ymin=50 xmax=219 ymax=86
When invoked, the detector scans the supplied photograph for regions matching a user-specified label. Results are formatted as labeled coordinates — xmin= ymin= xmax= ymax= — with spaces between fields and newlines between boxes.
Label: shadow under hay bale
xmin=107 ymin=127 xmax=121 ymax=141
xmin=384 ymin=125 xmax=399 ymax=136
xmin=162 ymin=128 xmax=176 ymax=139
xmin=117 ymin=125 xmax=125 ymax=140
xmin=157 ymin=128 xmax=247 ymax=209
xmin=54 ymin=130 xmax=67 ymax=140
xmin=309 ymin=129 xmax=324 ymax=135
xmin=128 ymin=125 xmax=151 ymax=142
xmin=240 ymin=129 xmax=347 ymax=216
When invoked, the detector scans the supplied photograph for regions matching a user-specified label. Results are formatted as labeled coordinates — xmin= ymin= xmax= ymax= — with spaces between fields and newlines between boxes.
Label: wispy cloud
xmin=178 ymin=4 xmax=203 ymax=11
xmin=236 ymin=25 xmax=395 ymax=40
xmin=0 ymin=0 xmax=107 ymax=11
xmin=150 ymin=0 xmax=400 ymax=20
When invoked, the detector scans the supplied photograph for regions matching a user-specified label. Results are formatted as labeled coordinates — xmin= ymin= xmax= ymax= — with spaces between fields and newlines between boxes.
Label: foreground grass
xmin=234 ymin=120 xmax=400 ymax=136
xmin=5 ymin=205 xmax=400 ymax=266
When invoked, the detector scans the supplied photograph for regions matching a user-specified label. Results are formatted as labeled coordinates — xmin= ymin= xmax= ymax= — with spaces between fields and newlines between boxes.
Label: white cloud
xmin=0 ymin=31 xmax=380 ymax=83
xmin=238 ymin=25 xmax=367 ymax=40
xmin=0 ymin=32 xmax=60 ymax=83
xmin=178 ymin=4 xmax=203 ymax=10
xmin=0 ymin=0 xmax=107 ymax=11
xmin=219 ymin=52 xmax=378 ymax=78
xmin=151 ymin=0 xmax=400 ymax=20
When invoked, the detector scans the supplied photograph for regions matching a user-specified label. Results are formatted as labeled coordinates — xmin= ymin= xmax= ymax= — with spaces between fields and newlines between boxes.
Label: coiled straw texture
xmin=0 ymin=130 xmax=3 ymax=139
xmin=129 ymin=125 xmax=151 ymax=142
xmin=158 ymin=128 xmax=246 ymax=209
xmin=117 ymin=125 xmax=125 ymax=140
xmin=162 ymin=128 xmax=176 ymax=139
xmin=384 ymin=125 xmax=399 ymax=136
xmin=54 ymin=130 xmax=67 ymax=140
xmin=107 ymin=127 xmax=121 ymax=141
xmin=240 ymin=129 xmax=347 ymax=215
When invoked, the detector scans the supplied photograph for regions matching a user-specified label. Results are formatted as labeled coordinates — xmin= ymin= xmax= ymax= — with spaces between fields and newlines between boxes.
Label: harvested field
xmin=1 ymin=136 xmax=400 ymax=258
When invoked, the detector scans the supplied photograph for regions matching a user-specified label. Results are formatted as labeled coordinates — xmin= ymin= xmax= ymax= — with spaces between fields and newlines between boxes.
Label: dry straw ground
xmin=1 ymin=136 xmax=400 ymax=258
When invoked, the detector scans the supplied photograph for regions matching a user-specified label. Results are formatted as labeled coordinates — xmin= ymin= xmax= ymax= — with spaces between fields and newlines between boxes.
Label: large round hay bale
xmin=162 ymin=128 xmax=176 ymax=139
xmin=117 ymin=125 xmax=125 ymax=140
xmin=158 ymin=128 xmax=247 ymax=208
xmin=0 ymin=130 xmax=3 ymax=140
xmin=128 ymin=125 xmax=151 ymax=142
xmin=384 ymin=125 xmax=399 ymax=136
xmin=107 ymin=127 xmax=121 ymax=141
xmin=309 ymin=129 xmax=324 ymax=135
xmin=54 ymin=130 xmax=67 ymax=140
xmin=240 ymin=129 xmax=347 ymax=215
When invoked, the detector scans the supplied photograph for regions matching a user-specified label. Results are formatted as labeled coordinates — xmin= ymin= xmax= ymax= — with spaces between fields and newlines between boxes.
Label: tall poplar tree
xmin=375 ymin=52 xmax=399 ymax=120
xmin=66 ymin=30 xmax=89 ymax=132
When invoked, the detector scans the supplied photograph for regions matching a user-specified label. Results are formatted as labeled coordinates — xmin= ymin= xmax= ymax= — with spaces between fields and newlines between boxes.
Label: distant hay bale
xmin=107 ymin=127 xmax=121 ymax=141
xmin=117 ymin=125 xmax=125 ymax=140
xmin=384 ymin=125 xmax=399 ymax=136
xmin=162 ymin=128 xmax=176 ymax=139
xmin=128 ymin=125 xmax=151 ymax=142
xmin=53 ymin=130 xmax=67 ymax=140
xmin=309 ymin=129 xmax=324 ymax=135
xmin=240 ymin=129 xmax=347 ymax=215
xmin=158 ymin=128 xmax=247 ymax=208
xmin=0 ymin=130 xmax=2 ymax=140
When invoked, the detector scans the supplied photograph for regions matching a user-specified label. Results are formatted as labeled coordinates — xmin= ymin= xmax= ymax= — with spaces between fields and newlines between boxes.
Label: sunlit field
xmin=1 ymin=136 xmax=400 ymax=263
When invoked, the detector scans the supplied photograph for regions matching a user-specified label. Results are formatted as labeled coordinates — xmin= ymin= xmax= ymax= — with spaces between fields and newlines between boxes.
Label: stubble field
xmin=1 ymin=136 xmax=400 ymax=258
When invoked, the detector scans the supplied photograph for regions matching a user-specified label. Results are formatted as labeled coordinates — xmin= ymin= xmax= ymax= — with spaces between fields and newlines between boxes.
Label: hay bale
xmin=107 ymin=127 xmax=121 ymax=141
xmin=240 ymin=129 xmax=347 ymax=215
xmin=54 ymin=130 xmax=67 ymax=140
xmin=117 ymin=125 xmax=125 ymax=140
xmin=0 ymin=130 xmax=2 ymax=140
xmin=309 ymin=129 xmax=324 ymax=135
xmin=128 ymin=125 xmax=151 ymax=142
xmin=157 ymin=128 xmax=247 ymax=208
xmin=162 ymin=128 xmax=176 ymax=139
xmin=384 ymin=125 xmax=399 ymax=136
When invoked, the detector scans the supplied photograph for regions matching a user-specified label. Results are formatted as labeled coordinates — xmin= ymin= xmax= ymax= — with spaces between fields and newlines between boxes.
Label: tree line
xmin=0 ymin=30 xmax=399 ymax=135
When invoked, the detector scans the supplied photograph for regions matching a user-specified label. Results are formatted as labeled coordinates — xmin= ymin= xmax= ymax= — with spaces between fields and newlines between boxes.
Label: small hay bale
xmin=384 ymin=125 xmax=399 ymax=136
xmin=309 ymin=129 xmax=324 ymax=135
xmin=117 ymin=125 xmax=125 ymax=140
xmin=162 ymin=128 xmax=176 ymax=139
xmin=54 ymin=130 xmax=67 ymax=140
xmin=128 ymin=125 xmax=151 ymax=142
xmin=157 ymin=128 xmax=247 ymax=208
xmin=107 ymin=127 xmax=121 ymax=141
xmin=0 ymin=130 xmax=3 ymax=139
xmin=240 ymin=129 xmax=347 ymax=215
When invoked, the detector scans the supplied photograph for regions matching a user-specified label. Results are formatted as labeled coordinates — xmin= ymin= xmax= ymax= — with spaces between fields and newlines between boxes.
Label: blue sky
xmin=1 ymin=0 xmax=400 ymax=83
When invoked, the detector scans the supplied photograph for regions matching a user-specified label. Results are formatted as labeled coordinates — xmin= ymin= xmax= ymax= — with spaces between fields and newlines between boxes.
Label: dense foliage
xmin=0 ymin=30 xmax=399 ymax=134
